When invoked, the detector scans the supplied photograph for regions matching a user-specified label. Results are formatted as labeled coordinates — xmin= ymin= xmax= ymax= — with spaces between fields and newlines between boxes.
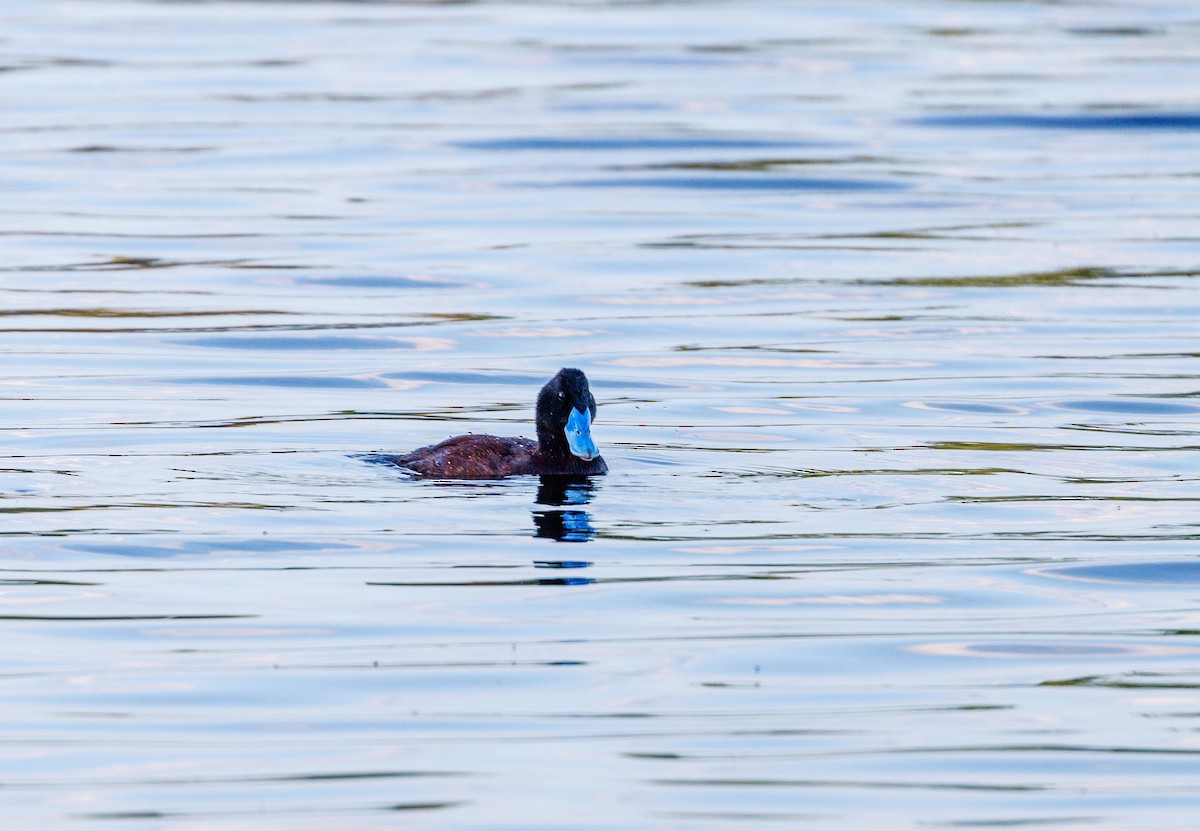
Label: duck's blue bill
xmin=565 ymin=407 xmax=599 ymax=460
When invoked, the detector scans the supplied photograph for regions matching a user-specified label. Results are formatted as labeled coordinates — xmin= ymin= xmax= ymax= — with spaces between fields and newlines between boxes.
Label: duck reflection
xmin=533 ymin=475 xmax=598 ymax=542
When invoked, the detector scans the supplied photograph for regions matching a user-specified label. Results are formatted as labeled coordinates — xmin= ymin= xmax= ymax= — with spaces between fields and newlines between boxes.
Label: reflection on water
xmin=5 ymin=0 xmax=1200 ymax=828
xmin=533 ymin=475 xmax=599 ymax=542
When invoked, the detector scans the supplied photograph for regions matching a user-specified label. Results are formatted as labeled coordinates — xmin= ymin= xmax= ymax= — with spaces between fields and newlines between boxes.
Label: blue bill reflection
xmin=533 ymin=475 xmax=599 ymax=543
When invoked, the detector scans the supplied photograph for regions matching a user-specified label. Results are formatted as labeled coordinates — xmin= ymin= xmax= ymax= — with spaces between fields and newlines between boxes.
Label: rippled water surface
xmin=4 ymin=0 xmax=1200 ymax=828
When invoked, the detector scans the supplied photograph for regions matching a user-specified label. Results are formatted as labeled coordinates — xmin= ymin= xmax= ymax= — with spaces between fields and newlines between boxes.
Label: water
xmin=4 ymin=0 xmax=1200 ymax=827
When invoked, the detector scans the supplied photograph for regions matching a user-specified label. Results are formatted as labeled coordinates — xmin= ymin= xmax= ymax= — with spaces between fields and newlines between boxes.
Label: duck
xmin=386 ymin=368 xmax=608 ymax=479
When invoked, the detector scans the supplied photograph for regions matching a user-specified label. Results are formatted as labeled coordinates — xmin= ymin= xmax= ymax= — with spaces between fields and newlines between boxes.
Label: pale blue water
xmin=3 ymin=0 xmax=1200 ymax=828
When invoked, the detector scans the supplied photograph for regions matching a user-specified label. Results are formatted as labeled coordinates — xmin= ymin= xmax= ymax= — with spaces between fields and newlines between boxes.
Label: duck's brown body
xmin=387 ymin=434 xmax=607 ymax=479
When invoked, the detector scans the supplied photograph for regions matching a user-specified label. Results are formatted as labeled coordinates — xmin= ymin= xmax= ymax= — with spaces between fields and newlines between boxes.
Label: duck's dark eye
xmin=557 ymin=391 xmax=564 ymax=399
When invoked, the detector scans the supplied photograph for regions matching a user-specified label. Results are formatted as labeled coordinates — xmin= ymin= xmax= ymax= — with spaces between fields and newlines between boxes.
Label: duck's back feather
xmin=387 ymin=434 xmax=539 ymax=479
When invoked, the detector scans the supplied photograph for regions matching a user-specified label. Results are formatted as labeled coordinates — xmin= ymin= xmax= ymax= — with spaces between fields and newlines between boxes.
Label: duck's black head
xmin=535 ymin=368 xmax=599 ymax=461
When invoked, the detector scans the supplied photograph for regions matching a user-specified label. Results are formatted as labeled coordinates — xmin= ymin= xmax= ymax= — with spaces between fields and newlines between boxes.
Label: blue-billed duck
xmin=387 ymin=368 xmax=608 ymax=479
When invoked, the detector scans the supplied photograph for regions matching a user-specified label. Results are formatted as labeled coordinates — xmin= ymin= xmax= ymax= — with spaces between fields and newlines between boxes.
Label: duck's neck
xmin=536 ymin=420 xmax=572 ymax=460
